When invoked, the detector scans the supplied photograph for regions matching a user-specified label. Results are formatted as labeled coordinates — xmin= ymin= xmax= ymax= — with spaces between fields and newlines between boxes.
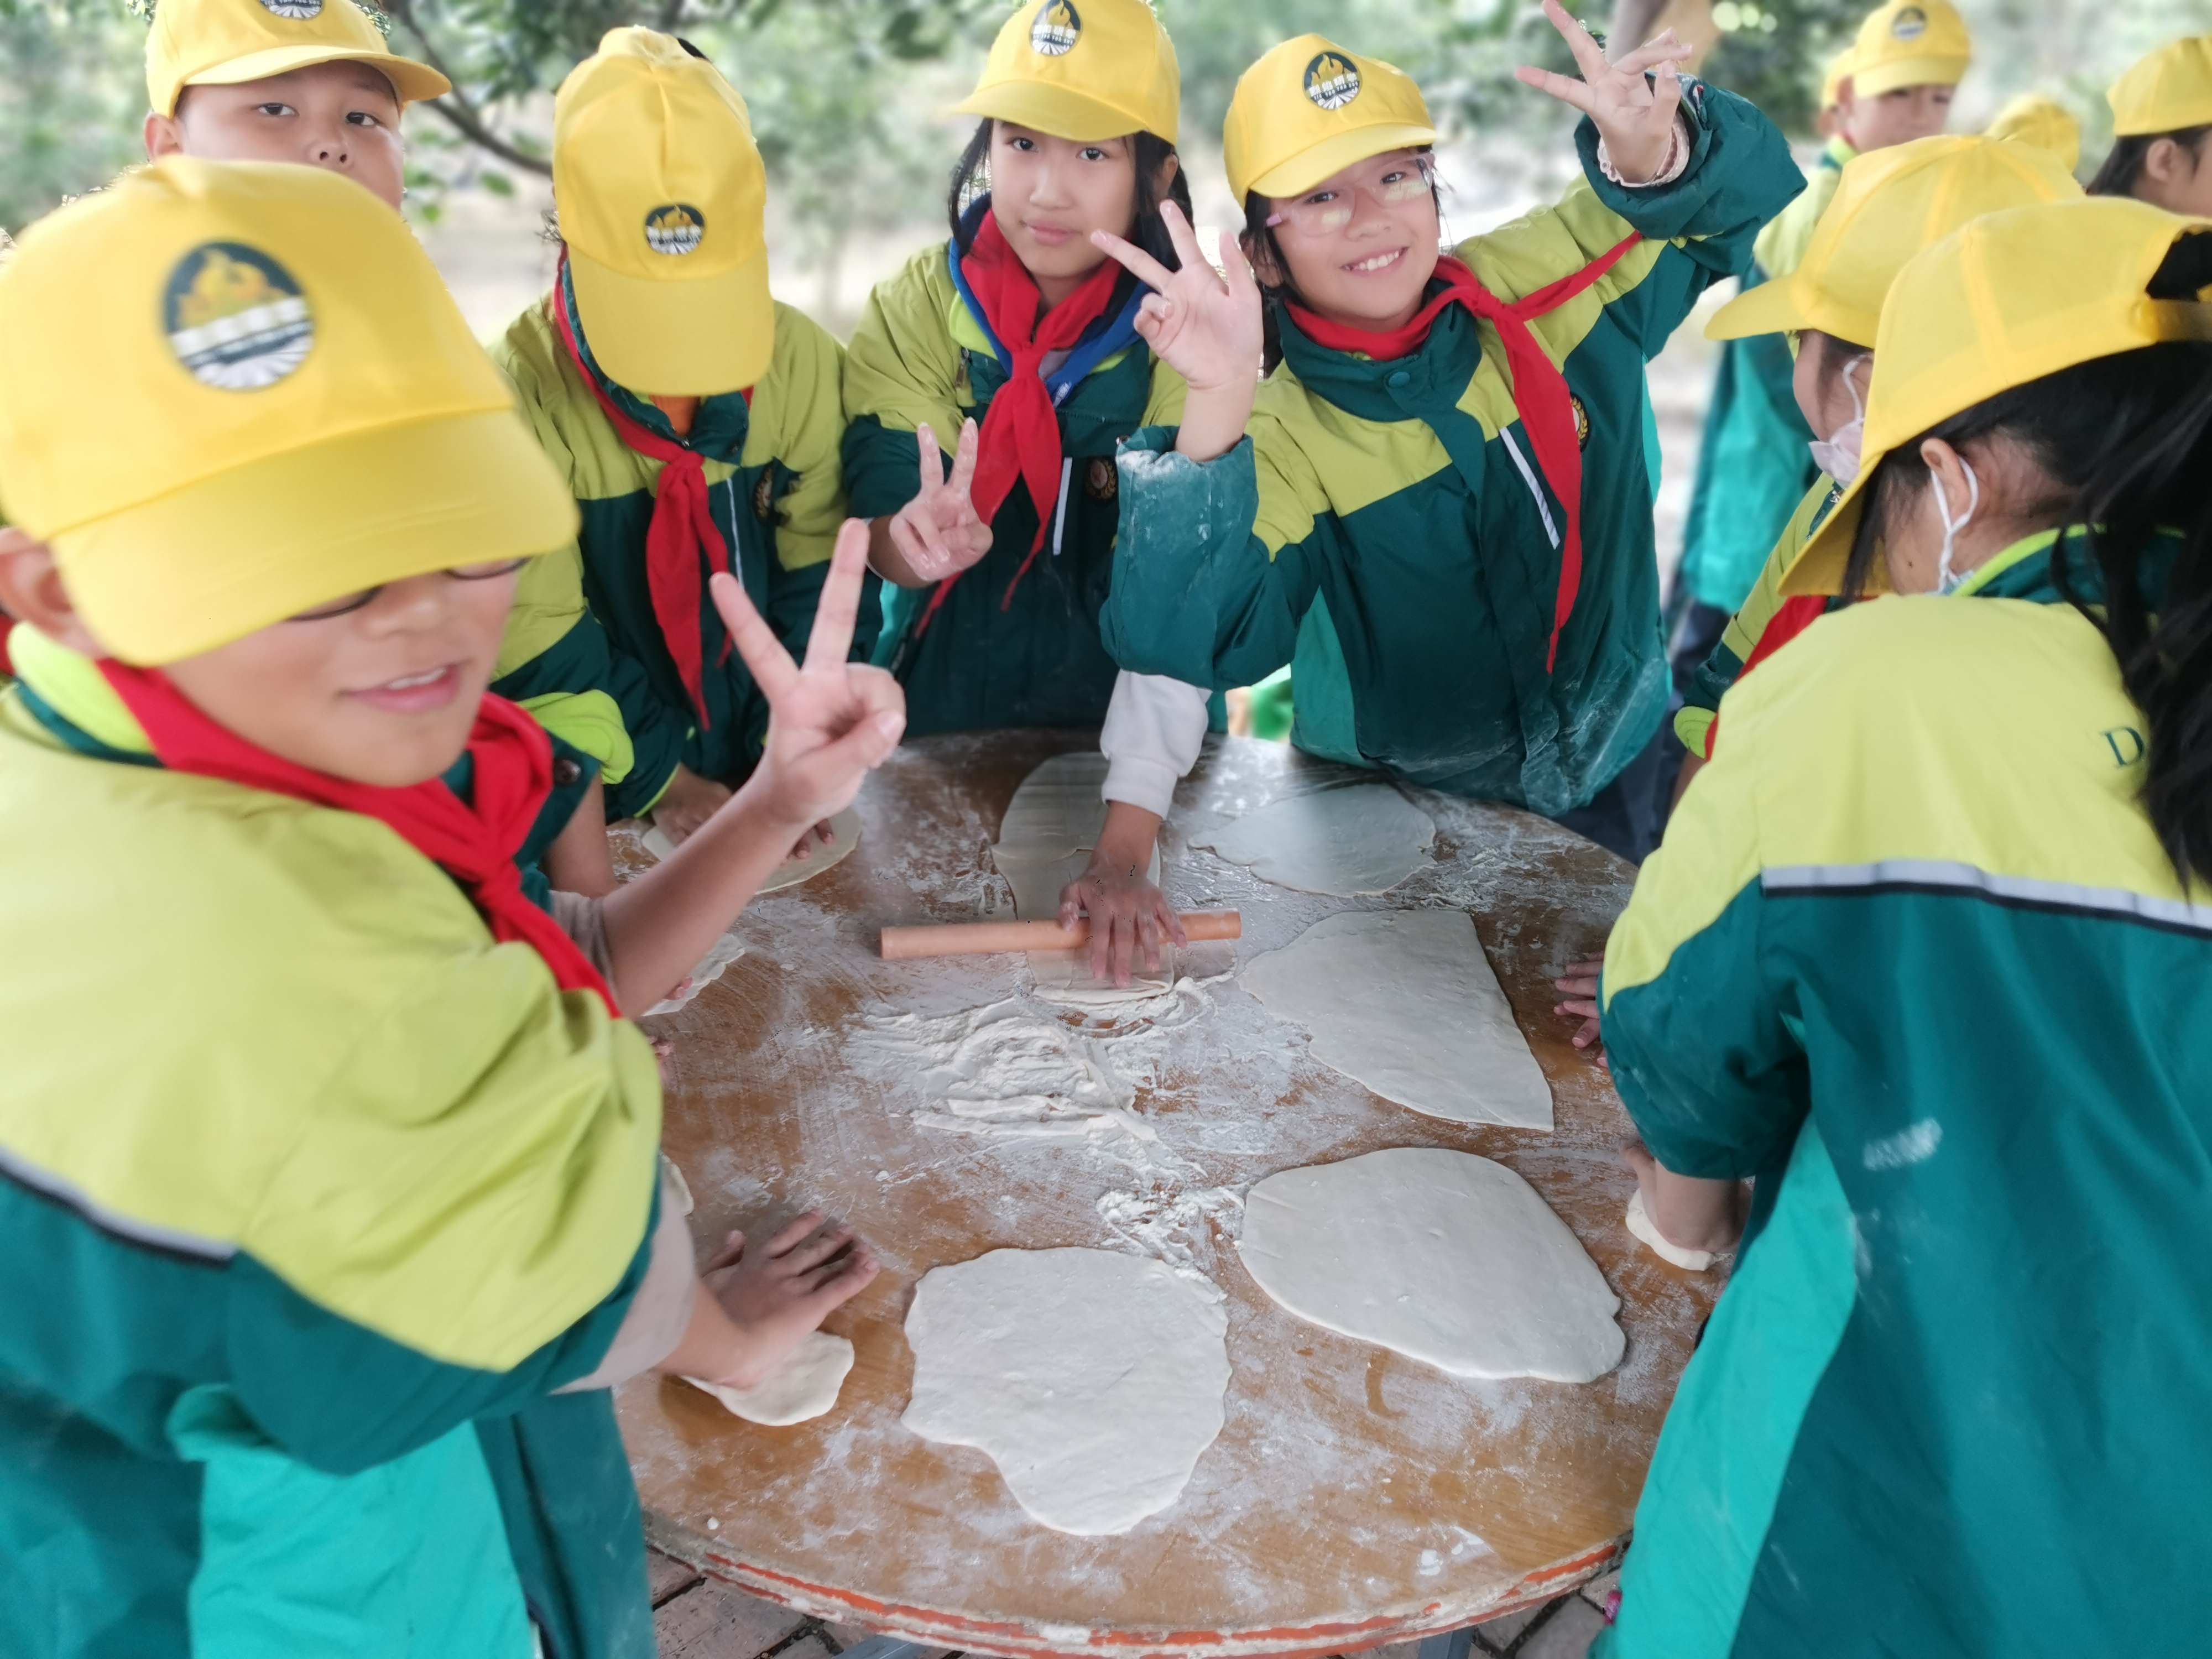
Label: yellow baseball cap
xmin=0 ymin=158 xmax=576 ymax=666
xmin=1985 ymin=93 xmax=2081 ymax=173
xmin=1781 ymin=198 xmax=2212 ymax=596
xmin=554 ymin=29 xmax=771 ymax=398
xmin=147 ymin=0 xmax=449 ymax=121
xmin=2108 ymin=35 xmax=2212 ymax=138
xmin=1709 ymin=135 xmax=2082 ymax=348
xmin=1820 ymin=49 xmax=1856 ymax=110
xmin=1849 ymin=1 xmax=1971 ymax=100
xmin=1224 ymin=35 xmax=1437 ymax=205
xmin=953 ymin=0 xmax=1179 ymax=145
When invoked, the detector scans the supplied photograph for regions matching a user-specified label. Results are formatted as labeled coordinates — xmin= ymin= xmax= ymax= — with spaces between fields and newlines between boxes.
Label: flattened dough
xmin=1238 ymin=1147 xmax=1624 ymax=1384
xmin=684 ymin=1331 xmax=854 ymax=1427
xmin=993 ymin=753 xmax=1166 ymax=1004
xmin=1626 ymin=1188 xmax=1717 ymax=1271
xmin=1193 ymin=785 xmax=1433 ymax=896
xmin=902 ymin=1248 xmax=1230 ymax=1535
xmin=1243 ymin=910 xmax=1552 ymax=1131
xmin=644 ymin=806 xmax=862 ymax=891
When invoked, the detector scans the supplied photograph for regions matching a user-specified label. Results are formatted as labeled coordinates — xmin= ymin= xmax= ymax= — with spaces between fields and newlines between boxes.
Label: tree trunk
xmin=1610 ymin=0 xmax=1721 ymax=72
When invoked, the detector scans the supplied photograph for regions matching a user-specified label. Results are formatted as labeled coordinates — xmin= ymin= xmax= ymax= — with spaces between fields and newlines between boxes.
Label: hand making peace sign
xmin=1091 ymin=200 xmax=1265 ymax=401
xmin=885 ymin=417 xmax=993 ymax=583
xmin=1516 ymin=0 xmax=1693 ymax=185
xmin=709 ymin=518 xmax=907 ymax=832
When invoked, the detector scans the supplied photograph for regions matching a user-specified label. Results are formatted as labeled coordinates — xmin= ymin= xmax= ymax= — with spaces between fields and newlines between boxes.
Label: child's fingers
xmin=1514 ymin=63 xmax=1600 ymax=114
xmin=800 ymin=1246 xmax=880 ymax=1310
xmin=915 ymin=421 xmax=944 ymax=493
xmin=1156 ymin=197 xmax=1206 ymax=276
xmin=1541 ymin=0 xmax=1609 ymax=80
xmin=704 ymin=1230 xmax=747 ymax=1274
xmin=1160 ymin=893 xmax=1190 ymax=949
xmin=946 ymin=417 xmax=981 ymax=498
xmin=801 ymin=519 xmax=873 ymax=671
xmin=764 ymin=1209 xmax=827 ymax=1256
xmin=776 ymin=1221 xmax=858 ymax=1278
xmin=1613 ymin=33 xmax=1690 ymax=77
xmin=889 ymin=513 xmax=947 ymax=582
xmin=709 ymin=572 xmax=802 ymax=701
xmin=1220 ymin=229 xmax=1261 ymax=305
xmin=1091 ymin=226 xmax=1176 ymax=294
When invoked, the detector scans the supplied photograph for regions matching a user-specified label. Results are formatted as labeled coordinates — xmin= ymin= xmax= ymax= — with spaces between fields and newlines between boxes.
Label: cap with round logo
xmin=1781 ymin=197 xmax=2212 ymax=596
xmin=1224 ymin=34 xmax=1436 ymax=205
xmin=2107 ymin=35 xmax=2212 ymax=139
xmin=554 ymin=28 xmax=773 ymax=397
xmin=0 ymin=158 xmax=576 ymax=666
xmin=1847 ymin=1 xmax=1971 ymax=100
xmin=147 ymin=0 xmax=450 ymax=120
xmin=1708 ymin=134 xmax=2083 ymax=349
xmin=952 ymin=0 xmax=1179 ymax=145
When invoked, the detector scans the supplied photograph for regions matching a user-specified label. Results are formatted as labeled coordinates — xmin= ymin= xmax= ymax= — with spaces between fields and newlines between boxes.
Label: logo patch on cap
xmin=163 ymin=242 xmax=315 ymax=392
xmin=1305 ymin=53 xmax=1362 ymax=112
xmin=645 ymin=204 xmax=706 ymax=257
xmin=1891 ymin=6 xmax=1928 ymax=38
xmin=1030 ymin=0 xmax=1079 ymax=56
xmin=262 ymin=0 xmax=325 ymax=18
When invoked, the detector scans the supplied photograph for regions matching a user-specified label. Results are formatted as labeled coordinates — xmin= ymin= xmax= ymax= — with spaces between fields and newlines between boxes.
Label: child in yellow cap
xmin=1675 ymin=0 xmax=1971 ymax=659
xmin=1556 ymin=133 xmax=2083 ymax=1057
xmin=141 ymin=0 xmax=449 ymax=211
xmin=1814 ymin=48 xmax=1854 ymax=142
xmin=1985 ymin=91 xmax=2082 ymax=174
xmin=490 ymin=29 xmax=865 ymax=862
xmin=1599 ymin=194 xmax=2212 ymax=1657
xmin=2089 ymin=34 xmax=2212 ymax=216
xmin=843 ymin=0 xmax=1204 ymax=986
xmin=1092 ymin=2 xmax=1799 ymax=864
xmin=0 ymin=157 xmax=896 ymax=1658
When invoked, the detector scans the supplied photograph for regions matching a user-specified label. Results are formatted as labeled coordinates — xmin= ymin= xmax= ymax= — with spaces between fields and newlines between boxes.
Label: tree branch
xmin=382 ymin=0 xmax=553 ymax=176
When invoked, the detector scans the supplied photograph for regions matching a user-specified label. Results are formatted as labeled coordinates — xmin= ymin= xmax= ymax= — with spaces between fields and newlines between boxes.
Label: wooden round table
xmin=619 ymin=732 xmax=1713 ymax=1659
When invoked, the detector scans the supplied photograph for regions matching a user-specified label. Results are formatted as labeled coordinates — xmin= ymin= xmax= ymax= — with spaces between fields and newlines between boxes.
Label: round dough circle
xmin=645 ymin=807 xmax=862 ymax=890
xmin=1626 ymin=1188 xmax=1717 ymax=1271
xmin=685 ymin=1330 xmax=855 ymax=1427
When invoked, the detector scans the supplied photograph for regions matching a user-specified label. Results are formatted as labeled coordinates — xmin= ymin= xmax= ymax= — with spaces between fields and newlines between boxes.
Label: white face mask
xmin=1807 ymin=352 xmax=1870 ymax=484
xmin=1929 ymin=457 xmax=1981 ymax=594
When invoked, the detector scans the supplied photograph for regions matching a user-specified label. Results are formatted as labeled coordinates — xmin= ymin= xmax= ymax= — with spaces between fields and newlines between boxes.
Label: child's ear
xmin=145 ymin=110 xmax=185 ymax=165
xmin=1240 ymin=230 xmax=1284 ymax=291
xmin=0 ymin=528 xmax=105 ymax=659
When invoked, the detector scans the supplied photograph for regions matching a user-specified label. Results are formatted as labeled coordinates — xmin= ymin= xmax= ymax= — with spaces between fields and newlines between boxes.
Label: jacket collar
xmin=555 ymin=265 xmax=753 ymax=465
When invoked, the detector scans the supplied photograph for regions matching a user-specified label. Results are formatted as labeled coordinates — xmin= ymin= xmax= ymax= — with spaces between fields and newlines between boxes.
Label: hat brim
xmin=567 ymin=243 xmax=774 ymax=398
xmin=1852 ymin=55 xmax=1969 ymax=98
xmin=2112 ymin=96 xmax=2212 ymax=138
xmin=1707 ymin=272 xmax=1876 ymax=347
xmin=172 ymin=46 xmax=452 ymax=115
xmin=953 ymin=80 xmax=1175 ymax=145
xmin=54 ymin=409 xmax=578 ymax=666
xmin=1245 ymin=122 xmax=1441 ymax=205
xmin=1780 ymin=465 xmax=1885 ymax=597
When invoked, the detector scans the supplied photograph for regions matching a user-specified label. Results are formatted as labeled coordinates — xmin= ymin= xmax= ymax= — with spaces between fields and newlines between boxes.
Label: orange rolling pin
xmin=880 ymin=911 xmax=1242 ymax=962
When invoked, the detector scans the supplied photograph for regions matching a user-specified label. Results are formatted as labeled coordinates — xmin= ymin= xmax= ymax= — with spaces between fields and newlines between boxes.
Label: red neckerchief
xmin=919 ymin=211 xmax=1124 ymax=634
xmin=1288 ymin=242 xmax=1642 ymax=671
xmin=552 ymin=256 xmax=750 ymax=730
xmin=98 ymin=662 xmax=620 ymax=1017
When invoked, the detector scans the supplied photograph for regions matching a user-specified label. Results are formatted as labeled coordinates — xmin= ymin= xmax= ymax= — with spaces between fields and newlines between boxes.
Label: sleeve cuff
xmin=1102 ymin=755 xmax=1181 ymax=819
xmin=555 ymin=1166 xmax=697 ymax=1394
xmin=1674 ymin=705 xmax=1716 ymax=761
xmin=1596 ymin=112 xmax=1692 ymax=188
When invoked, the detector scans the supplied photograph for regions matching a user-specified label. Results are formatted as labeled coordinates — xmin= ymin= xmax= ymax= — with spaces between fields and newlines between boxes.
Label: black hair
xmin=1238 ymin=152 xmax=1442 ymax=373
xmin=1841 ymin=230 xmax=2212 ymax=885
xmin=945 ymin=118 xmax=1192 ymax=310
xmin=2088 ymin=125 xmax=2212 ymax=199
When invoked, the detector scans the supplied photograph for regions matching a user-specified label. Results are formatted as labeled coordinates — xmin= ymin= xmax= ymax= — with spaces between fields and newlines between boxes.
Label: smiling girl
xmin=844 ymin=0 xmax=1207 ymax=983
xmin=1094 ymin=3 xmax=1800 ymax=862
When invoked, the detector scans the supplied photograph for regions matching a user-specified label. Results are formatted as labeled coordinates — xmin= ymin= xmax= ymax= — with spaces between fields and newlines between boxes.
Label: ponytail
xmin=1843 ymin=231 xmax=2212 ymax=886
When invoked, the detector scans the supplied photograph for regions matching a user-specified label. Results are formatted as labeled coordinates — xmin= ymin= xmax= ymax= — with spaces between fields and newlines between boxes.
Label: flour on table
xmin=1625 ymin=1188 xmax=1717 ymax=1271
xmin=854 ymin=999 xmax=1156 ymax=1144
xmin=1242 ymin=909 xmax=1552 ymax=1131
xmin=993 ymin=753 xmax=1168 ymax=1005
xmin=684 ymin=1331 xmax=853 ymax=1426
xmin=1193 ymin=784 xmax=1434 ymax=896
xmin=902 ymin=1248 xmax=1231 ymax=1535
xmin=1238 ymin=1147 xmax=1624 ymax=1384
xmin=642 ymin=806 xmax=862 ymax=892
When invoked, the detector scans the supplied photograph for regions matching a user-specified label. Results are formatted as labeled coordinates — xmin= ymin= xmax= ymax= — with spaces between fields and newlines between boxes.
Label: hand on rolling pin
xmin=709 ymin=517 xmax=907 ymax=836
xmin=885 ymin=419 xmax=993 ymax=583
xmin=696 ymin=1215 xmax=879 ymax=1390
xmin=1060 ymin=804 xmax=1186 ymax=987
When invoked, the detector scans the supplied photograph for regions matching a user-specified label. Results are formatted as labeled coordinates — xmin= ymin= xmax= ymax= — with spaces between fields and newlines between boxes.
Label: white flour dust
xmin=854 ymin=999 xmax=1159 ymax=1145
xmin=1096 ymin=1183 xmax=1246 ymax=1279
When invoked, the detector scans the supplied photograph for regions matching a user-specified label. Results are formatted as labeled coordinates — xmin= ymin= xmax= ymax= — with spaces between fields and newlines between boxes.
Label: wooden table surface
xmin=620 ymin=731 xmax=1714 ymax=1659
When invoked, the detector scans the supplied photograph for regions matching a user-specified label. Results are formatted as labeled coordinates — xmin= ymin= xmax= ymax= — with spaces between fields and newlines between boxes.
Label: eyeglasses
xmin=287 ymin=558 xmax=531 ymax=623
xmin=1266 ymin=153 xmax=1441 ymax=241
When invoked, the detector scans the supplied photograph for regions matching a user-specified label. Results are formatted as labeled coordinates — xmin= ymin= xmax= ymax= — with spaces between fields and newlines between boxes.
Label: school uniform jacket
xmin=1599 ymin=530 xmax=2212 ymax=1656
xmin=1102 ymin=87 xmax=1803 ymax=818
xmin=1676 ymin=135 xmax=1853 ymax=614
xmin=842 ymin=242 xmax=1189 ymax=736
xmin=491 ymin=291 xmax=874 ymax=820
xmin=0 ymin=633 xmax=686 ymax=1659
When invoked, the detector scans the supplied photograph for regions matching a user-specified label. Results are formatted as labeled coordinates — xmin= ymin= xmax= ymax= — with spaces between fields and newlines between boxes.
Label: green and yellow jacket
xmin=1676 ymin=136 xmax=1853 ymax=614
xmin=1102 ymin=88 xmax=1802 ymax=817
xmin=843 ymin=231 xmax=1188 ymax=735
xmin=492 ymin=281 xmax=874 ymax=820
xmin=1600 ymin=530 xmax=2211 ymax=1656
xmin=0 ymin=634 xmax=670 ymax=1659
